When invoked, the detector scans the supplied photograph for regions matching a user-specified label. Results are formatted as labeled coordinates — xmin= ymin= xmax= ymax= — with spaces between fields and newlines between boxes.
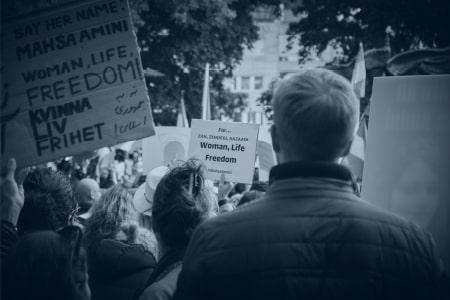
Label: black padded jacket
xmin=173 ymin=161 xmax=449 ymax=300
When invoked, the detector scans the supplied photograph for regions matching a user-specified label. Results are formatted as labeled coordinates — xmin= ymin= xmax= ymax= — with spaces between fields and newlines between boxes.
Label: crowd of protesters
xmin=1 ymin=69 xmax=449 ymax=300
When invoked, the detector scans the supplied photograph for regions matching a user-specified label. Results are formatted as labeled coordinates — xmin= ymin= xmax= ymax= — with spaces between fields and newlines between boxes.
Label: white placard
xmin=362 ymin=75 xmax=450 ymax=270
xmin=188 ymin=119 xmax=259 ymax=184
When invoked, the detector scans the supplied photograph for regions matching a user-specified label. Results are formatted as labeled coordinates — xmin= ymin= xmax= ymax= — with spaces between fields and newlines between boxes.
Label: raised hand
xmin=217 ymin=174 xmax=234 ymax=201
xmin=0 ymin=158 xmax=28 ymax=225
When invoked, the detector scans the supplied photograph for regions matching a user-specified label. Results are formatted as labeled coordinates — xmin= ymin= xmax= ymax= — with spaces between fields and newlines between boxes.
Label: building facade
xmin=223 ymin=5 xmax=307 ymax=124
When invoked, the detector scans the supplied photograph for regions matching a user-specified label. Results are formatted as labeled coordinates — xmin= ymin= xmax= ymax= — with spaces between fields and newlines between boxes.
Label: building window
xmin=254 ymin=76 xmax=264 ymax=90
xmin=241 ymin=76 xmax=250 ymax=90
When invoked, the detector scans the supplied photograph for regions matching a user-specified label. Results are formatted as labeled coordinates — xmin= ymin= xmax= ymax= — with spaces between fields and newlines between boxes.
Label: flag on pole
xmin=201 ymin=63 xmax=211 ymax=120
xmin=348 ymin=108 xmax=369 ymax=181
xmin=176 ymin=94 xmax=189 ymax=128
xmin=347 ymin=42 xmax=367 ymax=180
xmin=351 ymin=42 xmax=366 ymax=98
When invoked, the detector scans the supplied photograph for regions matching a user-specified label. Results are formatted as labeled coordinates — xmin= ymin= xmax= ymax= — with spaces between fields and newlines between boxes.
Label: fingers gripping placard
xmin=0 ymin=0 xmax=155 ymax=169
xmin=188 ymin=120 xmax=259 ymax=184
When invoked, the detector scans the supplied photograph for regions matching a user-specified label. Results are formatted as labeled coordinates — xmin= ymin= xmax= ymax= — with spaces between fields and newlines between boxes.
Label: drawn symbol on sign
xmin=116 ymin=93 xmax=125 ymax=101
xmin=1 ymin=83 xmax=21 ymax=155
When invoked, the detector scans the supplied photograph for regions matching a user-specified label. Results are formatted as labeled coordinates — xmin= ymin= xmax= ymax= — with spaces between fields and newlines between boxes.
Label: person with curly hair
xmin=83 ymin=185 xmax=157 ymax=300
xmin=1 ymin=164 xmax=78 ymax=263
xmin=17 ymin=167 xmax=78 ymax=235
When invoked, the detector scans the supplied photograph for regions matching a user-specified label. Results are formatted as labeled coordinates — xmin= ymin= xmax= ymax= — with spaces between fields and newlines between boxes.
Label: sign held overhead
xmin=1 ymin=0 xmax=155 ymax=169
xmin=188 ymin=119 xmax=259 ymax=184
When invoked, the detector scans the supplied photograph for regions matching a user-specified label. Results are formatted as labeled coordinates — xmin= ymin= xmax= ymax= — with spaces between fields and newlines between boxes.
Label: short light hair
xmin=272 ymin=69 xmax=359 ymax=161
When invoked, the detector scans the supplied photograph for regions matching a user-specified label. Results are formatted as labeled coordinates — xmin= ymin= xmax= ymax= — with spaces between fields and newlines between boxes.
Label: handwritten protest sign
xmin=362 ymin=75 xmax=450 ymax=270
xmin=188 ymin=119 xmax=259 ymax=184
xmin=0 ymin=0 xmax=155 ymax=169
xmin=142 ymin=126 xmax=191 ymax=173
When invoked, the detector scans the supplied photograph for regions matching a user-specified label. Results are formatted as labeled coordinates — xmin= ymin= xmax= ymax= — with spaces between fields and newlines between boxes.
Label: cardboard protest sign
xmin=142 ymin=127 xmax=191 ymax=174
xmin=362 ymin=75 xmax=450 ymax=270
xmin=188 ymin=119 xmax=259 ymax=184
xmin=0 ymin=0 xmax=155 ymax=169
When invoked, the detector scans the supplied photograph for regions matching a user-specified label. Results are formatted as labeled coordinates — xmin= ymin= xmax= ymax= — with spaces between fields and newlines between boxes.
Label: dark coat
xmin=173 ymin=161 xmax=449 ymax=300
xmin=140 ymin=249 xmax=185 ymax=300
xmin=0 ymin=221 xmax=18 ymax=264
xmin=87 ymin=238 xmax=156 ymax=300
xmin=1 ymin=221 xmax=18 ymax=300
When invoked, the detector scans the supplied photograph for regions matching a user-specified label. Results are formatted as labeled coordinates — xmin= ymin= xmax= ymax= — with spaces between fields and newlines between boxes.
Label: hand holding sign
xmin=0 ymin=83 xmax=21 ymax=156
xmin=218 ymin=174 xmax=234 ymax=200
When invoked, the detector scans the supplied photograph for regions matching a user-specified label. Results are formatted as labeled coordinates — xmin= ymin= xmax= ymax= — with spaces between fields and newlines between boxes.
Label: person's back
xmin=176 ymin=168 xmax=447 ymax=299
xmin=140 ymin=160 xmax=218 ymax=300
xmin=0 ymin=161 xmax=78 ymax=281
xmin=2 ymin=228 xmax=90 ymax=300
xmin=83 ymin=185 xmax=157 ymax=300
xmin=1 ymin=166 xmax=78 ymax=262
xmin=173 ymin=69 xmax=449 ymax=300
xmin=87 ymin=236 xmax=156 ymax=300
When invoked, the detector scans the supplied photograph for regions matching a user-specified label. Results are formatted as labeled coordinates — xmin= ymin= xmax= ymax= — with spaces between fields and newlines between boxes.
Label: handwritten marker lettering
xmin=116 ymin=93 xmax=125 ymax=101
xmin=2 ymin=0 xmax=156 ymax=167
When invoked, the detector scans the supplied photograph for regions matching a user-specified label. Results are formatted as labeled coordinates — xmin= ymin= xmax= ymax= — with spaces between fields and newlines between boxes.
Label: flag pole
xmin=176 ymin=90 xmax=189 ymax=127
xmin=201 ymin=63 xmax=211 ymax=120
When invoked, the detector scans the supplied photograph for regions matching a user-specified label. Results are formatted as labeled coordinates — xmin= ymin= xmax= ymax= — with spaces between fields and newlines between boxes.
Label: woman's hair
xmin=3 ymin=228 xmax=89 ymax=300
xmin=83 ymin=185 xmax=137 ymax=247
xmin=152 ymin=159 xmax=217 ymax=249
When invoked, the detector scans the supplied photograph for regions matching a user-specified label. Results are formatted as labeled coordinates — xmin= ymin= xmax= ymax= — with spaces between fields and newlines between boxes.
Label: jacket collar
xmin=269 ymin=161 xmax=359 ymax=195
xmin=270 ymin=161 xmax=353 ymax=182
xmin=148 ymin=247 xmax=185 ymax=284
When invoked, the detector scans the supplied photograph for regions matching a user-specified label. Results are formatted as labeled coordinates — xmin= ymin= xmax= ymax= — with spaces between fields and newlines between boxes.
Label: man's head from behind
xmin=76 ymin=178 xmax=101 ymax=213
xmin=17 ymin=168 xmax=77 ymax=235
xmin=271 ymin=69 xmax=359 ymax=163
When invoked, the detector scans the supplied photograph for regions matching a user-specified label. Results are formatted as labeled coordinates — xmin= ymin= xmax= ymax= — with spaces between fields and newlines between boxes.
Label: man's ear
xmin=270 ymin=124 xmax=281 ymax=153
xmin=342 ymin=137 xmax=354 ymax=157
